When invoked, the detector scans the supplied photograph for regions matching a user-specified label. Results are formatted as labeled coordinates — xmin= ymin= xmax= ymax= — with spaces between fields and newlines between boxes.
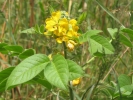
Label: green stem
xmin=63 ymin=42 xmax=67 ymax=59
xmin=63 ymin=42 xmax=74 ymax=100
xmin=69 ymin=85 xmax=74 ymax=100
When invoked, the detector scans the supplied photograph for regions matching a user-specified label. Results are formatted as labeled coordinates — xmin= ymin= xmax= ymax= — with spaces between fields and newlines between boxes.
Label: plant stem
xmin=69 ymin=85 xmax=74 ymax=100
xmin=63 ymin=42 xmax=67 ymax=59
xmin=63 ymin=42 xmax=74 ymax=100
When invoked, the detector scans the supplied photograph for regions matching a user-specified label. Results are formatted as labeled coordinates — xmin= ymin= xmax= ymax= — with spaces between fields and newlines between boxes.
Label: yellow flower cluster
xmin=44 ymin=11 xmax=79 ymax=50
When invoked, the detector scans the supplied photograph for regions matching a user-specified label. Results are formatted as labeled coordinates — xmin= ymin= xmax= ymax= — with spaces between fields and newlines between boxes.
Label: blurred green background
xmin=0 ymin=0 xmax=133 ymax=100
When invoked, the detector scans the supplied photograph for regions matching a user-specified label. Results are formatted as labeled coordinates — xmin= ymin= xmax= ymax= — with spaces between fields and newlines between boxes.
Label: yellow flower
xmin=67 ymin=40 xmax=77 ymax=50
xmin=72 ymin=78 xmax=81 ymax=86
xmin=44 ymin=11 xmax=80 ymax=50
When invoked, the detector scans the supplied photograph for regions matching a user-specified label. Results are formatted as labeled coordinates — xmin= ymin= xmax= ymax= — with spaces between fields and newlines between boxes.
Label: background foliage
xmin=0 ymin=0 xmax=133 ymax=100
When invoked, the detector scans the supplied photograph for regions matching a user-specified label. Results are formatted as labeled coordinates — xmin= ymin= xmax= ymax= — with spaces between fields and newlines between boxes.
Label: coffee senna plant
xmin=1 ymin=7 xmax=133 ymax=99
xmin=0 ymin=10 xmax=84 ymax=100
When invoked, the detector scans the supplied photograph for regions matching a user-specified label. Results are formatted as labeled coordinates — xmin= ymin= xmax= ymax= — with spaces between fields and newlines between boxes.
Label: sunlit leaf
xmin=67 ymin=59 xmax=84 ymax=80
xmin=20 ymin=27 xmax=36 ymax=34
xmin=88 ymin=35 xmax=114 ymax=55
xmin=107 ymin=28 xmax=118 ymax=39
xmin=6 ymin=54 xmax=50 ymax=90
xmin=44 ymin=54 xmax=69 ymax=90
xmin=79 ymin=30 xmax=102 ymax=43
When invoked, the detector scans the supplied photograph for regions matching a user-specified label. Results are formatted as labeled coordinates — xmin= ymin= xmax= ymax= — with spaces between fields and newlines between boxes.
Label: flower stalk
xmin=63 ymin=42 xmax=74 ymax=100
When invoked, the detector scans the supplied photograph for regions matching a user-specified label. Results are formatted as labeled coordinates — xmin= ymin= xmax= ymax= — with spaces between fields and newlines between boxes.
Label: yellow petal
xmin=51 ymin=11 xmax=61 ymax=22
xmin=62 ymin=36 xmax=69 ymax=41
xmin=59 ymin=18 xmax=69 ymax=30
xmin=45 ymin=18 xmax=56 ymax=25
xmin=45 ymin=25 xmax=57 ymax=31
xmin=44 ymin=31 xmax=48 ymax=35
xmin=72 ymin=78 xmax=81 ymax=86
xmin=67 ymin=42 xmax=74 ymax=50
xmin=67 ymin=31 xmax=73 ymax=37
xmin=73 ymin=26 xmax=79 ymax=31
xmin=69 ymin=19 xmax=77 ymax=26
xmin=59 ymin=18 xmax=68 ymax=25
xmin=69 ymin=40 xmax=77 ymax=45
xmin=56 ymin=38 xmax=63 ymax=43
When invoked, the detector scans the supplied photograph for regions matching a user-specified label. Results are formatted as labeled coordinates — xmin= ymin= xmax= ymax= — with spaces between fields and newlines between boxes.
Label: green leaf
xmin=113 ymin=74 xmax=133 ymax=98
xmin=86 ymin=85 xmax=95 ymax=100
xmin=6 ymin=54 xmax=50 ymax=90
xmin=88 ymin=35 xmax=114 ymax=55
xmin=118 ymin=74 xmax=131 ymax=87
xmin=20 ymin=27 xmax=35 ymax=34
xmin=33 ymin=78 xmax=52 ymax=90
xmin=120 ymin=85 xmax=133 ymax=95
xmin=107 ymin=28 xmax=118 ymax=39
xmin=120 ymin=33 xmax=132 ymax=47
xmin=0 ymin=43 xmax=8 ymax=48
xmin=121 ymin=28 xmax=133 ymax=41
xmin=4 ymin=45 xmax=24 ymax=53
xmin=79 ymin=30 xmax=102 ymax=43
xmin=73 ymin=90 xmax=82 ymax=100
xmin=0 ymin=43 xmax=8 ymax=54
xmin=0 ymin=48 xmax=8 ymax=54
xmin=39 ymin=2 xmax=45 ymax=17
xmin=67 ymin=59 xmax=84 ymax=80
xmin=49 ymin=5 xmax=55 ymax=14
xmin=114 ymin=85 xmax=133 ymax=98
xmin=19 ymin=49 xmax=35 ymax=60
xmin=100 ymin=88 xmax=113 ymax=98
xmin=0 ymin=79 xmax=7 ymax=92
xmin=39 ymin=25 xmax=45 ymax=34
xmin=0 ymin=67 xmax=14 ymax=92
xmin=44 ymin=54 xmax=69 ymax=90
xmin=77 ymin=12 xmax=87 ymax=24
xmin=34 ymin=25 xmax=44 ymax=34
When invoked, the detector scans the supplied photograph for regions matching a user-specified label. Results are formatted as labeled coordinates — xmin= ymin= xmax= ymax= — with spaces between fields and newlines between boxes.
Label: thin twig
xmin=102 ymin=47 xmax=129 ymax=81
xmin=11 ymin=89 xmax=15 ymax=100
xmin=101 ymin=0 xmax=109 ymax=31
xmin=29 ymin=0 xmax=35 ymax=27
xmin=68 ymin=0 xmax=72 ymax=15
xmin=16 ymin=87 xmax=22 ymax=100
xmin=1 ymin=0 xmax=7 ymax=11
xmin=0 ymin=0 xmax=8 ymax=42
